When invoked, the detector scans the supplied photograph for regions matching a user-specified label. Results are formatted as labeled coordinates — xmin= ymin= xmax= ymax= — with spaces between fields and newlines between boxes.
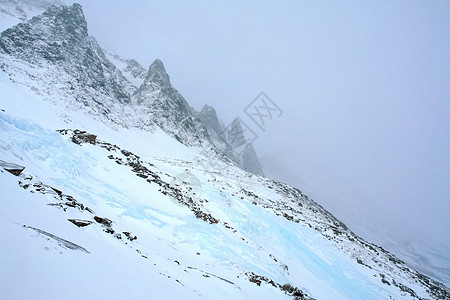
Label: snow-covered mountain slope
xmin=1 ymin=3 xmax=449 ymax=300
xmin=1 ymin=70 xmax=449 ymax=299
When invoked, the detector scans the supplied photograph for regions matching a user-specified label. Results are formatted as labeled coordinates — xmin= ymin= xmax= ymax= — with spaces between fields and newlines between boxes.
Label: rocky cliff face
xmin=198 ymin=104 xmax=222 ymax=134
xmin=0 ymin=4 xmax=134 ymax=121
xmin=105 ymin=52 xmax=147 ymax=90
xmin=198 ymin=105 xmax=264 ymax=176
xmin=0 ymin=2 xmax=265 ymax=172
xmin=134 ymin=59 xmax=211 ymax=147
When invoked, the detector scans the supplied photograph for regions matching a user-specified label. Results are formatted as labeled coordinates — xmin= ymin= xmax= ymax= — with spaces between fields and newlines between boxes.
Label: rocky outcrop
xmin=0 ymin=160 xmax=25 ymax=176
xmin=71 ymin=129 xmax=96 ymax=145
xmin=68 ymin=219 xmax=93 ymax=227
xmin=134 ymin=59 xmax=210 ymax=147
xmin=245 ymin=271 xmax=312 ymax=300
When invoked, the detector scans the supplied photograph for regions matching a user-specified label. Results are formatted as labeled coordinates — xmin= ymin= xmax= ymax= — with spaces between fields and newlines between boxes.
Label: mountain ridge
xmin=0 ymin=2 xmax=448 ymax=299
xmin=0 ymin=2 xmax=264 ymax=174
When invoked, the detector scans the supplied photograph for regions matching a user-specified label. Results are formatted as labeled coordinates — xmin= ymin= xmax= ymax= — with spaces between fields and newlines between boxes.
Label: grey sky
xmin=65 ymin=0 xmax=449 ymax=277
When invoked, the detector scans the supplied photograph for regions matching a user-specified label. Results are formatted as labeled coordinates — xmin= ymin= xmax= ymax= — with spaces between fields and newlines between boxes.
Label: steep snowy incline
xmin=1 ymin=69 xmax=449 ymax=299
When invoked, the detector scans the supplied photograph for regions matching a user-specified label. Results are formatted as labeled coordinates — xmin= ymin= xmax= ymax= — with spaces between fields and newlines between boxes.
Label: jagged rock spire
xmin=197 ymin=106 xmax=265 ymax=176
xmin=134 ymin=59 xmax=210 ymax=146
xmin=136 ymin=59 xmax=172 ymax=103
xmin=146 ymin=59 xmax=170 ymax=86
xmin=198 ymin=105 xmax=222 ymax=134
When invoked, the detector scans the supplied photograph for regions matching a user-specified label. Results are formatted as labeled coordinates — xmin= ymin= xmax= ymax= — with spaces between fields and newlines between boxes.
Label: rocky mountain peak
xmin=133 ymin=58 xmax=210 ymax=146
xmin=135 ymin=59 xmax=173 ymax=105
xmin=1 ymin=3 xmax=133 ymax=109
xmin=45 ymin=3 xmax=87 ymax=36
xmin=198 ymin=104 xmax=222 ymax=134
xmin=144 ymin=58 xmax=171 ymax=87
xmin=0 ymin=3 xmax=88 ymax=60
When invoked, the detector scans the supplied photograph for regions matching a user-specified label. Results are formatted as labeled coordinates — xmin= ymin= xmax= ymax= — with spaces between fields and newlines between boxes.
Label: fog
xmin=64 ymin=0 xmax=450 ymax=283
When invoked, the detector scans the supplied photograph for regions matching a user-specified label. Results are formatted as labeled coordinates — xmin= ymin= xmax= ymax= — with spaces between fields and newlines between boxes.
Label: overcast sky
xmin=64 ymin=0 xmax=450 ymax=272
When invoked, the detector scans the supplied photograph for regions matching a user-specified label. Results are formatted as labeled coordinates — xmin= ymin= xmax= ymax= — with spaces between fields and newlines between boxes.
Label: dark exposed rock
xmin=193 ymin=210 xmax=219 ymax=224
xmin=281 ymin=283 xmax=296 ymax=294
xmin=93 ymin=216 xmax=115 ymax=234
xmin=122 ymin=231 xmax=137 ymax=241
xmin=121 ymin=149 xmax=132 ymax=157
xmin=104 ymin=228 xmax=114 ymax=234
xmin=71 ymin=129 xmax=97 ymax=145
xmin=17 ymin=176 xmax=95 ymax=213
xmin=84 ymin=207 xmax=95 ymax=214
xmin=50 ymin=187 xmax=63 ymax=196
xmin=249 ymin=275 xmax=262 ymax=286
xmin=0 ymin=160 xmax=25 ymax=176
xmin=94 ymin=216 xmax=112 ymax=227
xmin=49 ymin=130 xmax=450 ymax=299
xmin=61 ymin=129 xmax=222 ymax=226
xmin=245 ymin=271 xmax=311 ymax=299
xmin=68 ymin=219 xmax=93 ymax=227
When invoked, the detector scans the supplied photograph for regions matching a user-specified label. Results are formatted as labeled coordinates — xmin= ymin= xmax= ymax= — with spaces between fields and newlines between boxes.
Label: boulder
xmin=72 ymin=130 xmax=97 ymax=145
xmin=94 ymin=216 xmax=112 ymax=227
